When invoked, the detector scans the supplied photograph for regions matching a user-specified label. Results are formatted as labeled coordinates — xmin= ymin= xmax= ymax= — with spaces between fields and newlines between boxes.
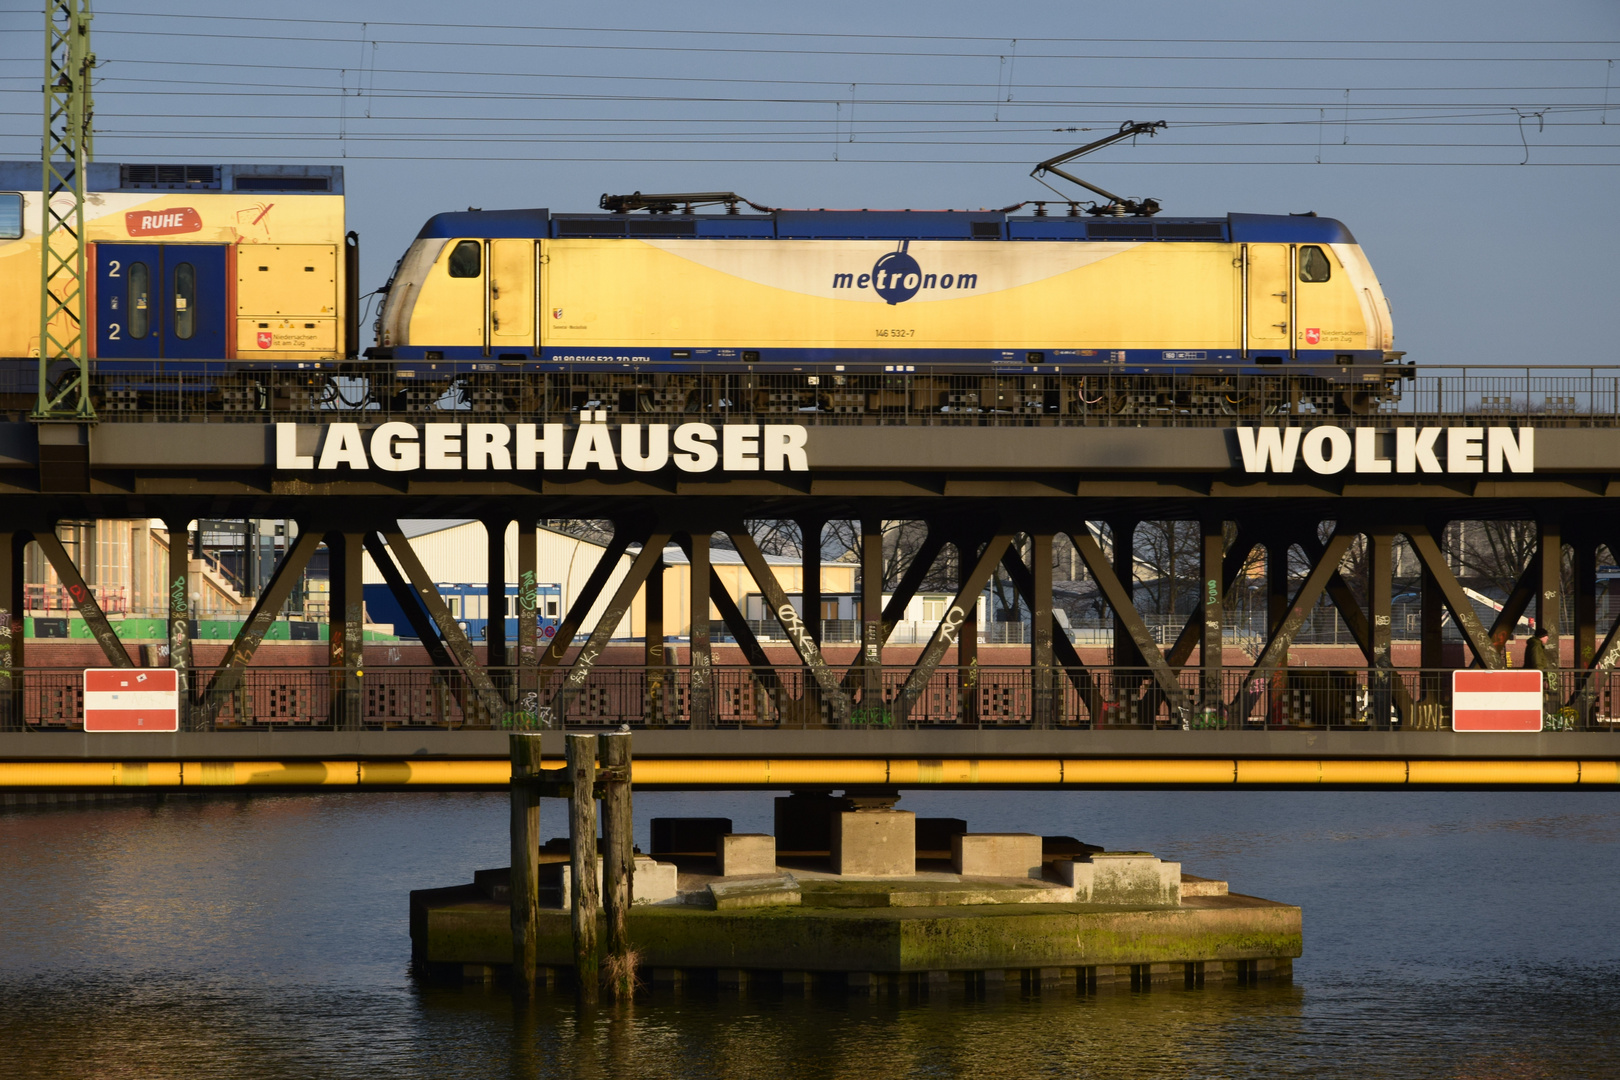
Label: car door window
xmin=174 ymin=261 xmax=196 ymax=339
xmin=129 ymin=261 xmax=151 ymax=338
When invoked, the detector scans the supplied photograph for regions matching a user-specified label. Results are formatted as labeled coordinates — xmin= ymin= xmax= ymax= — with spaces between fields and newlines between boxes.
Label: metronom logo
xmin=274 ymin=420 xmax=810 ymax=473
xmin=1235 ymin=426 xmax=1533 ymax=475
xmin=829 ymin=240 xmax=980 ymax=305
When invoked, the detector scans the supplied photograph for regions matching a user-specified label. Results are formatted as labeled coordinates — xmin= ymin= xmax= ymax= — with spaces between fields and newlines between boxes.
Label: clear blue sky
xmin=2 ymin=0 xmax=1615 ymax=366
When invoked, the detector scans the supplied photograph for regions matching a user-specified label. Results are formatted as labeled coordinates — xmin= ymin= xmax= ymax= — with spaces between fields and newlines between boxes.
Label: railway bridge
xmin=3 ymin=367 xmax=1619 ymax=792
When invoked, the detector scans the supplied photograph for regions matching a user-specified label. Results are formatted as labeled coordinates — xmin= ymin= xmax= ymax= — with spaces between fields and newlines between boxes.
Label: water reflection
xmin=1 ymin=790 xmax=1617 ymax=1078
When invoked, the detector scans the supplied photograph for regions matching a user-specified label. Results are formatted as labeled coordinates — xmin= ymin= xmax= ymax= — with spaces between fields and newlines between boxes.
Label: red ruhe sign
xmin=83 ymin=668 xmax=180 ymax=732
xmin=125 ymin=207 xmax=202 ymax=237
xmin=1451 ymin=670 xmax=1543 ymax=732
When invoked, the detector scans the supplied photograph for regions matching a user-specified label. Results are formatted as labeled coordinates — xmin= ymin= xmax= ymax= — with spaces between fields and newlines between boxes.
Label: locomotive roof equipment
xmin=598 ymin=191 xmax=774 ymax=215
xmin=1031 ymin=120 xmax=1168 ymax=217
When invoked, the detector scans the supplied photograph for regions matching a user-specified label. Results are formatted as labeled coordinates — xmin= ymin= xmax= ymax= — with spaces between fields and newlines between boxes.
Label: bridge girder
xmin=4 ymin=420 xmax=1620 ymax=736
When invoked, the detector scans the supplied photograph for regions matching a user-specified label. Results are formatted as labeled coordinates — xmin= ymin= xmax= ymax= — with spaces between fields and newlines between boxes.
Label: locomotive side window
xmin=174 ymin=262 xmax=197 ymax=339
xmin=447 ymin=240 xmax=482 ymax=278
xmin=0 ymin=193 xmax=20 ymax=239
xmin=129 ymin=262 xmax=151 ymax=339
xmin=1298 ymin=245 xmax=1332 ymax=283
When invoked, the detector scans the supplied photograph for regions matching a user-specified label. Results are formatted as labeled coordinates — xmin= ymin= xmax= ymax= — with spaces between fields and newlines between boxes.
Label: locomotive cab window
xmin=447 ymin=240 xmax=482 ymax=278
xmin=1298 ymin=245 xmax=1332 ymax=283
xmin=0 ymin=193 xmax=21 ymax=239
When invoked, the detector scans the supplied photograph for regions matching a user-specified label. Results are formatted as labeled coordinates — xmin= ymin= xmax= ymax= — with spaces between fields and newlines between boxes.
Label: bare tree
xmin=736 ymin=520 xmax=803 ymax=557
xmin=1449 ymin=520 xmax=1540 ymax=599
xmin=540 ymin=518 xmax=615 ymax=546
xmin=1130 ymin=520 xmax=1202 ymax=621
xmin=822 ymin=519 xmax=959 ymax=593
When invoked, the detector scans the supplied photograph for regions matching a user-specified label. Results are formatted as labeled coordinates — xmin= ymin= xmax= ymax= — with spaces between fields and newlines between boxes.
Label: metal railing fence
xmin=4 ymin=664 xmax=1617 ymax=733
xmin=14 ymin=363 xmax=1620 ymax=428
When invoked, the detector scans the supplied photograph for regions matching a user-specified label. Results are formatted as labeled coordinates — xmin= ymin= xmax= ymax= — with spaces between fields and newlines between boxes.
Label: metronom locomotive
xmin=371 ymin=193 xmax=1399 ymax=413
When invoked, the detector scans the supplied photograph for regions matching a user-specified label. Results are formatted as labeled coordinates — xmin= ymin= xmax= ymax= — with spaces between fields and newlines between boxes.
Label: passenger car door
xmin=95 ymin=243 xmax=228 ymax=360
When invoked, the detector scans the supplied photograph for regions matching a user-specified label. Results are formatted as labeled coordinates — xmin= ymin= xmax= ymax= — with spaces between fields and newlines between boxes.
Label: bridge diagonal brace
xmin=1569 ymin=534 xmax=1620 ymax=711
xmin=362 ymin=533 xmax=456 ymax=671
xmin=200 ymin=530 xmax=322 ymax=722
xmin=1245 ymin=533 xmax=1354 ymax=687
xmin=1575 ymin=610 xmax=1620 ymax=710
xmin=1322 ymin=572 xmax=1373 ymax=661
xmin=550 ymin=534 xmax=672 ymax=721
xmin=876 ymin=530 xmax=948 ymax=645
xmin=1165 ymin=531 xmax=1257 ymax=668
xmin=1296 ymin=534 xmax=1373 ymax=662
xmin=839 ymin=528 xmax=946 ymax=693
xmin=675 ymin=534 xmax=788 ymax=700
xmin=33 ymin=530 xmax=132 ymax=668
xmin=999 ymin=544 xmax=1099 ymax=707
xmin=1407 ymin=527 xmax=1502 ymax=669
xmin=540 ymin=529 xmax=636 ymax=668
xmin=1068 ymin=531 xmax=1187 ymax=712
xmin=381 ymin=525 xmax=508 ymax=723
xmin=896 ymin=534 xmax=1013 ymax=718
xmin=1489 ymin=553 xmax=1540 ymax=648
xmin=728 ymin=530 xmax=851 ymax=719
xmin=673 ymin=536 xmax=771 ymax=673
xmin=355 ymin=531 xmax=475 ymax=717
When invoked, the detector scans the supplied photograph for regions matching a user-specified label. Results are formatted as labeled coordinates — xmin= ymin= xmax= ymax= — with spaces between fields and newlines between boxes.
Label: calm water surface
xmin=1 ymin=788 xmax=1617 ymax=1078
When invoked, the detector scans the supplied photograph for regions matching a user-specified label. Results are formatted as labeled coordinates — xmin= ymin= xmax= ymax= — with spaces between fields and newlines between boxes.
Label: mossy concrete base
xmin=410 ymin=884 xmax=1301 ymax=979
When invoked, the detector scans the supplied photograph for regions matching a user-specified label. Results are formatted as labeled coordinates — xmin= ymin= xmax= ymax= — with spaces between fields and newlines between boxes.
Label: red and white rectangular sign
xmin=83 ymin=668 xmax=179 ymax=732
xmin=1451 ymin=670 xmax=1543 ymax=732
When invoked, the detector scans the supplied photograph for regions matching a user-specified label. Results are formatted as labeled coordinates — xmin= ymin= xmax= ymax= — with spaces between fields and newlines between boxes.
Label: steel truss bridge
xmin=3 ymin=366 xmax=1620 ymax=791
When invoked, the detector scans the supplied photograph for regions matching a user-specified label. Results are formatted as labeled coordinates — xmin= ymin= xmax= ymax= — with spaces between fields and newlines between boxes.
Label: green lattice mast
xmin=36 ymin=0 xmax=96 ymax=421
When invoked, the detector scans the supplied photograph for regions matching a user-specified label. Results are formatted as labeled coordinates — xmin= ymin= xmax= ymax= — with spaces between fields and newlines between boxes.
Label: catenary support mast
xmin=37 ymin=0 xmax=96 ymax=421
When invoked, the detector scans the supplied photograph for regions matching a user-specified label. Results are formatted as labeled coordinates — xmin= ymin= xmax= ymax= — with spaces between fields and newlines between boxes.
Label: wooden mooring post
xmin=600 ymin=727 xmax=635 ymax=999
xmin=566 ymin=733 xmax=601 ymax=1004
xmin=508 ymin=732 xmax=544 ymax=995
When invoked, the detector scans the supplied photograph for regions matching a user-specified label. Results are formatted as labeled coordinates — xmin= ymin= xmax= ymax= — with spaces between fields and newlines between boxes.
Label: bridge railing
xmin=16 ymin=362 xmax=1620 ymax=428
xmin=4 ymin=665 xmax=1617 ymax=733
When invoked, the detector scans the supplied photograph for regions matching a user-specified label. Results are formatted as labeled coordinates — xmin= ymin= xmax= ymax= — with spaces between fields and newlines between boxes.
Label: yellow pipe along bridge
xmin=0 ymin=757 xmax=1616 ymax=791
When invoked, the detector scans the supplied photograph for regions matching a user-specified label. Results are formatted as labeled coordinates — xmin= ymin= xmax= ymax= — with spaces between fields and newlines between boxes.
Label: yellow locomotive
xmin=373 ymin=195 xmax=1398 ymax=413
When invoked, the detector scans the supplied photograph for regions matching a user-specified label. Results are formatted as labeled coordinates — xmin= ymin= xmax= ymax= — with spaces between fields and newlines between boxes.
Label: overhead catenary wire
xmin=53 ymin=10 xmax=1620 ymax=48
xmin=0 ymin=11 xmax=1613 ymax=171
xmin=3 ymin=56 xmax=1611 ymax=95
xmin=75 ymin=29 xmax=1620 ymax=64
